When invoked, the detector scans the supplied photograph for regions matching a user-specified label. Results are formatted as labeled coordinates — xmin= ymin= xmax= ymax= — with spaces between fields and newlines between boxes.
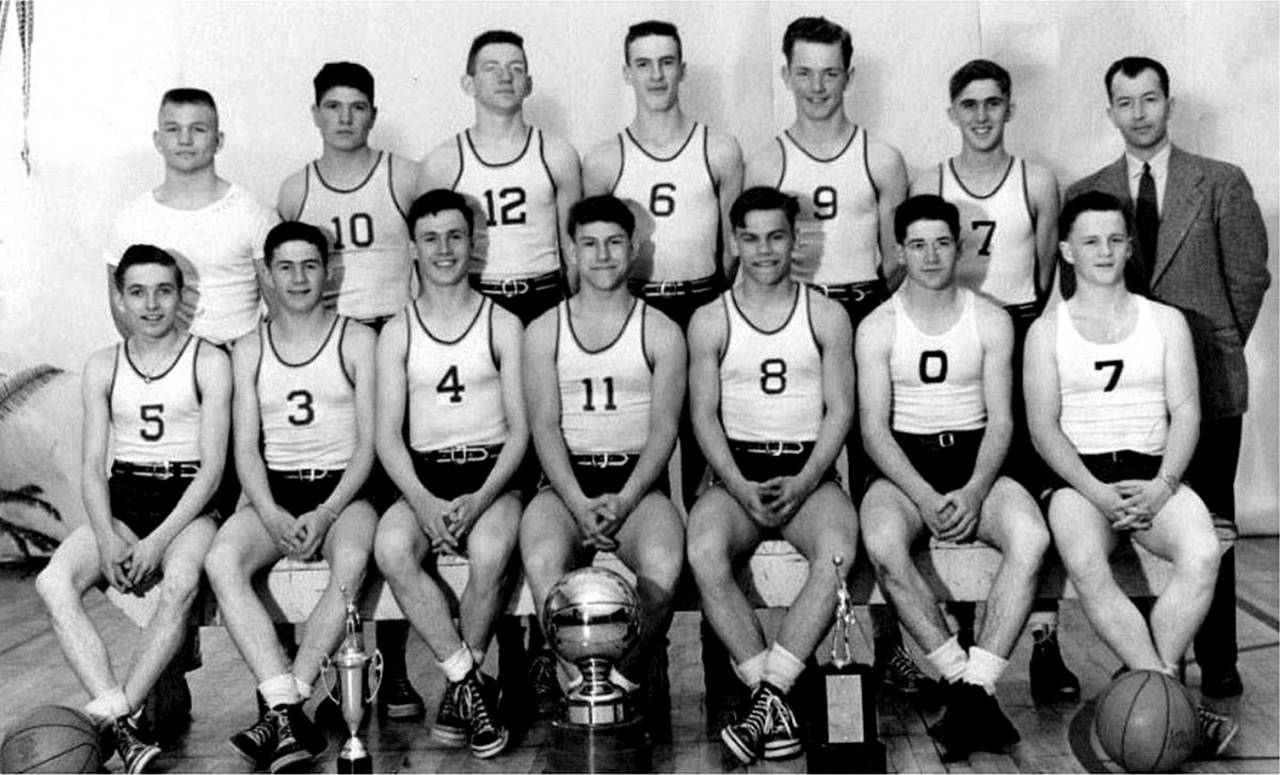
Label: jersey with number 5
xmin=719 ymin=285 xmax=822 ymax=443
xmin=888 ymin=289 xmax=986 ymax=434
xmin=407 ymin=298 xmax=508 ymax=453
xmin=937 ymin=156 xmax=1037 ymax=306
xmin=257 ymin=317 xmax=357 ymax=470
xmin=110 ymin=335 xmax=203 ymax=465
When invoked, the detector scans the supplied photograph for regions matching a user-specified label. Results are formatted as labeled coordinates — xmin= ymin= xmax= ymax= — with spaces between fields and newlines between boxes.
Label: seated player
xmin=373 ymin=190 xmax=527 ymax=759
xmin=857 ymin=195 xmax=1048 ymax=759
xmin=36 ymin=245 xmax=230 ymax=774
xmin=520 ymin=195 xmax=686 ymax=722
xmin=203 ymin=222 xmax=377 ymax=773
xmin=1024 ymin=191 xmax=1237 ymax=756
xmin=686 ymin=187 xmax=858 ymax=765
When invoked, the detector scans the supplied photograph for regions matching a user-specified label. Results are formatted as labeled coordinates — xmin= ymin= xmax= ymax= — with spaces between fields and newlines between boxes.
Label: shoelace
xmin=242 ymin=718 xmax=274 ymax=748
xmin=889 ymin=648 xmax=930 ymax=680
xmin=768 ymin=692 xmax=797 ymax=731
xmin=738 ymin=691 xmax=774 ymax=738
xmin=468 ymin=682 xmax=498 ymax=734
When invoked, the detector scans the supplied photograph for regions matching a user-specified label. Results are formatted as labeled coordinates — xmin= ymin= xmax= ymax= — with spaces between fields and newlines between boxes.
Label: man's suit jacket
xmin=1066 ymin=145 xmax=1270 ymax=419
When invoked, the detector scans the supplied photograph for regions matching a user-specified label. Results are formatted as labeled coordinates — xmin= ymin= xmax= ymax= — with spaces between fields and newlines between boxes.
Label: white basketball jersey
xmin=110 ymin=336 xmax=203 ymax=464
xmin=775 ymin=127 xmax=881 ymax=285
xmin=1056 ymin=298 xmax=1168 ymax=455
xmin=557 ymin=300 xmax=651 ymax=455
xmin=453 ymin=128 xmax=560 ymax=280
xmin=938 ymin=157 xmax=1037 ymax=306
xmin=296 ymin=151 xmax=413 ymax=321
xmin=407 ymin=298 xmax=508 ymax=452
xmin=888 ymin=290 xmax=987 ymax=434
xmin=257 ymin=317 xmax=357 ymax=470
xmin=611 ymin=123 xmax=720 ymax=282
xmin=720 ymin=286 xmax=823 ymax=443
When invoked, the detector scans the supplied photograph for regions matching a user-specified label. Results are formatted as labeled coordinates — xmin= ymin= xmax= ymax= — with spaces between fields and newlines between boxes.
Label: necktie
xmin=1135 ymin=162 xmax=1159 ymax=290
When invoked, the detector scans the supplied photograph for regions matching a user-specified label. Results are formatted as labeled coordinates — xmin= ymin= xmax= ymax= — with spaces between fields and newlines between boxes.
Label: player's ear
xmin=310 ymin=103 xmax=323 ymax=130
xmin=946 ymin=104 xmax=959 ymax=127
xmin=1059 ymin=241 xmax=1076 ymax=265
xmin=214 ymin=130 xmax=225 ymax=154
xmin=778 ymin=63 xmax=789 ymax=86
xmin=844 ymin=66 xmax=855 ymax=89
xmin=461 ymin=73 xmax=475 ymax=97
xmin=524 ymin=74 xmax=534 ymax=97
xmin=368 ymin=105 xmax=378 ymax=128
xmin=1005 ymin=99 xmax=1015 ymax=121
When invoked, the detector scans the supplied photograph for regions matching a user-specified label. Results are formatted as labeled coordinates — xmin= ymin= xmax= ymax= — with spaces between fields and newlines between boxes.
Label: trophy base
xmin=546 ymin=718 xmax=651 ymax=774
xmin=803 ymin=662 xmax=885 ymax=774
xmin=336 ymin=753 xmax=373 ymax=774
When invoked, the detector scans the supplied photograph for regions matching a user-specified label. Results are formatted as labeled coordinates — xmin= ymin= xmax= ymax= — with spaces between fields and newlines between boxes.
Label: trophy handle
xmin=364 ymin=649 xmax=384 ymax=704
xmin=319 ymin=654 xmax=341 ymax=705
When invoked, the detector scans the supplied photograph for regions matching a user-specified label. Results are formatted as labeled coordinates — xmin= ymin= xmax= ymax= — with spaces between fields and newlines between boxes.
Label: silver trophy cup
xmin=321 ymin=587 xmax=383 ymax=774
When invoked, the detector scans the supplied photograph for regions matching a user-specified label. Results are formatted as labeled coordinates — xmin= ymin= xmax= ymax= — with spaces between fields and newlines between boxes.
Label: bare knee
xmin=329 ymin=547 xmax=371 ymax=592
xmin=686 ymin=526 xmax=732 ymax=586
xmin=1175 ymin=536 xmax=1220 ymax=586
xmin=860 ymin=514 xmax=911 ymax=575
xmin=373 ymin=530 xmax=416 ymax=582
xmin=35 ymin=564 xmax=74 ymax=611
xmin=157 ymin=568 xmax=202 ymax=614
xmin=1003 ymin=515 xmax=1050 ymax=571
xmin=203 ymin=540 xmax=240 ymax=587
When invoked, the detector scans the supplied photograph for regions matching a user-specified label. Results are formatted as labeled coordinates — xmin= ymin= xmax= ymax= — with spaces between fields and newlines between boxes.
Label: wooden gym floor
xmin=1 ymin=537 xmax=1276 ymax=774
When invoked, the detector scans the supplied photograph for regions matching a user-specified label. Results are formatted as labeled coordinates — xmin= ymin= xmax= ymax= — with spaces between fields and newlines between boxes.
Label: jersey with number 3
xmin=611 ymin=123 xmax=720 ymax=282
xmin=407 ymin=298 xmax=507 ymax=452
xmin=453 ymin=128 xmax=560 ymax=280
xmin=937 ymin=157 xmax=1037 ymax=306
xmin=257 ymin=317 xmax=356 ymax=470
xmin=557 ymin=300 xmax=651 ymax=455
xmin=888 ymin=289 xmax=986 ymax=434
xmin=110 ymin=335 xmax=203 ymax=465
xmin=720 ymin=286 xmax=822 ymax=443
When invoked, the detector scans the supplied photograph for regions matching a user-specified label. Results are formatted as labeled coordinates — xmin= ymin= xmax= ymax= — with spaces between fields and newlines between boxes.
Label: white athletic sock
xmin=259 ymin=674 xmax=300 ymax=708
xmin=609 ymin=666 xmax=640 ymax=693
xmin=439 ymin=646 xmax=475 ymax=684
xmin=470 ymin=647 xmax=486 ymax=671
xmin=926 ymin=635 xmax=969 ymax=684
xmin=962 ymin=646 xmax=1009 ymax=695
xmin=1027 ymin=611 xmax=1057 ymax=632
xmin=292 ymin=675 xmax=313 ymax=701
xmin=732 ymin=650 xmax=768 ymax=689
xmin=762 ymin=643 xmax=806 ymax=695
xmin=85 ymin=687 xmax=129 ymax=722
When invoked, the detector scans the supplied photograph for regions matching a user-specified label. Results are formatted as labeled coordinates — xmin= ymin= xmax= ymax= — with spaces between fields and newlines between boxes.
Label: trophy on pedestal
xmin=807 ymin=555 xmax=885 ymax=773
xmin=542 ymin=566 xmax=652 ymax=773
xmin=321 ymin=586 xmax=383 ymax=774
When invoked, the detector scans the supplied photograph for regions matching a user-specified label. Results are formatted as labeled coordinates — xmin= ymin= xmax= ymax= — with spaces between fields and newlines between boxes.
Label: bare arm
xmin=232 ymin=331 xmax=285 ymax=523
xmin=544 ymin=134 xmax=583 ymax=286
xmin=742 ymin=140 xmax=783 ymax=189
xmin=468 ymin=306 xmax=529 ymax=513
xmin=416 ymin=140 xmax=463 ymax=197
xmin=374 ymin=312 xmax=429 ymax=504
xmin=321 ymin=322 xmax=376 ymax=513
xmin=1155 ymin=305 xmax=1201 ymax=485
xmin=868 ymin=139 xmax=909 ymax=289
xmin=790 ymin=292 xmax=854 ymax=490
xmin=276 ymin=168 xmax=307 ymax=221
xmin=522 ymin=309 xmax=587 ymax=509
xmin=581 ymin=137 xmax=621 ymax=197
xmin=389 ymin=153 xmax=421 ymax=215
xmin=80 ymin=348 xmax=132 ymax=591
xmin=708 ymin=130 xmax=745 ymax=283
xmin=616 ymin=309 xmax=686 ymax=515
xmin=1026 ymin=162 xmax=1061 ymax=302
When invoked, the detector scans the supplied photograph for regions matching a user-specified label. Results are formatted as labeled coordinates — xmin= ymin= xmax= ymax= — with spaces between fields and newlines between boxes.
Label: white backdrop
xmin=0 ymin=1 xmax=1276 ymax=531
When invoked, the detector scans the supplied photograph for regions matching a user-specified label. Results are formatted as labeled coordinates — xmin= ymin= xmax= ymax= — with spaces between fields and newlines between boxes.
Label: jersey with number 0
xmin=775 ymin=127 xmax=881 ymax=285
xmin=937 ymin=157 xmax=1037 ymax=305
xmin=1056 ymin=297 xmax=1168 ymax=455
xmin=257 ymin=317 xmax=356 ymax=470
xmin=110 ymin=335 xmax=203 ymax=464
xmin=407 ymin=298 xmax=507 ymax=452
xmin=453 ymin=128 xmax=560 ymax=280
xmin=720 ymin=286 xmax=823 ymax=443
xmin=889 ymin=289 xmax=987 ymax=434
xmin=611 ymin=123 xmax=720 ymax=282
xmin=557 ymin=300 xmax=651 ymax=454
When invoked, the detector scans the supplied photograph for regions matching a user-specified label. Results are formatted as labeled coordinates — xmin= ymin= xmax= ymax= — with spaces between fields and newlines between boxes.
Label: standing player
xmin=857 ymin=195 xmax=1049 ymax=760
xmin=520 ymin=195 xmax=686 ymax=724
xmin=686 ymin=187 xmax=858 ymax=765
xmin=1025 ymin=191 xmax=1237 ymax=756
xmin=275 ymin=60 xmax=422 ymax=721
xmin=419 ymin=29 xmax=582 ymax=325
xmin=373 ymin=190 xmax=527 ymax=759
xmin=37 ymin=245 xmax=230 ymax=773
xmin=582 ymin=20 xmax=743 ymax=510
xmin=203 ymin=222 xmax=377 ymax=773
xmin=911 ymin=58 xmax=1077 ymax=704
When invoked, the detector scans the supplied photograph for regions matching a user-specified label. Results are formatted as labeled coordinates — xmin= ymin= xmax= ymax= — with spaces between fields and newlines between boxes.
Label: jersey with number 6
xmin=611 ymin=123 xmax=720 ymax=282
xmin=888 ymin=289 xmax=986 ymax=434
xmin=557 ymin=299 xmax=652 ymax=455
xmin=719 ymin=285 xmax=822 ymax=443
xmin=110 ymin=335 xmax=203 ymax=464
xmin=257 ymin=317 xmax=356 ymax=470
xmin=775 ymin=127 xmax=881 ymax=285
xmin=936 ymin=157 xmax=1037 ymax=306
xmin=452 ymin=128 xmax=560 ymax=281
xmin=296 ymin=151 xmax=413 ymax=321
xmin=407 ymin=298 xmax=507 ymax=452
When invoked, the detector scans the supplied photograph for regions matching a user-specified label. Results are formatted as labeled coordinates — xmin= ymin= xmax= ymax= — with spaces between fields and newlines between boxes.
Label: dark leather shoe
xmin=1200 ymin=666 xmax=1243 ymax=699
xmin=1030 ymin=628 xmax=1081 ymax=704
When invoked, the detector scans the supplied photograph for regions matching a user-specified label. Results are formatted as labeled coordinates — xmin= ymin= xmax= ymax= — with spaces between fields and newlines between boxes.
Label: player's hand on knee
xmin=1087 ymin=482 xmax=1136 ymax=526
xmin=443 ymin=494 xmax=480 ymax=544
xmin=760 ymin=476 xmax=807 ymax=525
xmin=728 ymin=478 xmax=778 ymax=527
xmin=98 ymin=530 xmax=134 ymax=593
xmin=916 ymin=491 xmax=953 ymax=538
xmin=1115 ymin=479 xmax=1168 ymax=528
xmin=124 ymin=535 xmax=165 ymax=592
xmin=290 ymin=509 xmax=332 ymax=560
xmin=263 ymin=507 xmax=300 ymax=555
xmin=937 ymin=487 xmax=980 ymax=543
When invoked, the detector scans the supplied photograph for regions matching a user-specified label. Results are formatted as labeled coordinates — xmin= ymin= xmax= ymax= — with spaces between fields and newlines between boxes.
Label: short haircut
xmin=263 ymin=221 xmax=329 ymax=266
xmin=313 ymin=61 xmax=375 ymax=105
xmin=160 ymin=88 xmax=217 ymax=115
xmin=114 ymin=244 xmax=183 ymax=291
xmin=949 ymin=58 xmax=1011 ymax=101
xmin=467 ymin=30 xmax=525 ymax=76
xmin=406 ymin=189 xmax=475 ymax=237
xmin=894 ymin=195 xmax=961 ymax=243
xmin=625 ymin=20 xmax=682 ymax=64
xmin=1059 ymin=190 xmax=1131 ymax=242
xmin=1104 ymin=56 xmax=1169 ymax=100
xmin=568 ymin=195 xmax=635 ymax=238
xmin=782 ymin=16 xmax=852 ymax=69
xmin=729 ymin=187 xmax=799 ymax=230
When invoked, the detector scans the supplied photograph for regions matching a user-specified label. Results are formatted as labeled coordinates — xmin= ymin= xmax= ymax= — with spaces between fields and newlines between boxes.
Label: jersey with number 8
xmin=110 ymin=335 xmax=203 ymax=464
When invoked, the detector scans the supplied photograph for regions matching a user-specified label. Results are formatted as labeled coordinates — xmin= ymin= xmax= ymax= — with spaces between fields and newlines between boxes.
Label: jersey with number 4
xmin=937 ymin=157 xmax=1037 ymax=306
xmin=257 ymin=317 xmax=356 ymax=470
xmin=407 ymin=298 xmax=507 ymax=452
xmin=775 ymin=127 xmax=880 ymax=285
xmin=453 ymin=128 xmax=560 ymax=280
xmin=888 ymin=289 xmax=987 ymax=434
xmin=557 ymin=299 xmax=652 ymax=455
xmin=110 ymin=335 xmax=203 ymax=464
xmin=611 ymin=123 xmax=720 ymax=282
xmin=720 ymin=285 xmax=822 ymax=443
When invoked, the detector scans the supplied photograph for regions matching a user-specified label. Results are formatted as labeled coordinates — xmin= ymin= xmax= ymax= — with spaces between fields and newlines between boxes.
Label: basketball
xmin=0 ymin=705 xmax=101 ymax=774
xmin=1093 ymin=670 xmax=1198 ymax=772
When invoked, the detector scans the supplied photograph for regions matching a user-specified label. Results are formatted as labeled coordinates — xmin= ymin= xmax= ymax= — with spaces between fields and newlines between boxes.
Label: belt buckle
xmin=499 ymin=278 xmax=528 ymax=297
xmin=937 ymin=432 xmax=955 ymax=449
xmin=763 ymin=441 xmax=785 ymax=457
xmin=153 ymin=463 xmax=174 ymax=480
xmin=849 ymin=287 xmax=869 ymax=303
xmin=657 ymin=280 xmax=679 ymax=298
xmin=589 ymin=453 xmax=627 ymax=468
xmin=465 ymin=446 xmax=490 ymax=463
xmin=445 ymin=446 xmax=466 ymax=464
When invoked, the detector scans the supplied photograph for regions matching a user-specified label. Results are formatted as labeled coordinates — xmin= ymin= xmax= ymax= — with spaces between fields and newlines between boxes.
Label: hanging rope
xmin=0 ymin=0 xmax=33 ymax=175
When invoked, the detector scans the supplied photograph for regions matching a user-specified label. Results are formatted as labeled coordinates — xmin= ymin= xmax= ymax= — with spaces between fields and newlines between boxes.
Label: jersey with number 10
xmin=937 ymin=157 xmax=1037 ymax=306
xmin=110 ymin=335 xmax=203 ymax=464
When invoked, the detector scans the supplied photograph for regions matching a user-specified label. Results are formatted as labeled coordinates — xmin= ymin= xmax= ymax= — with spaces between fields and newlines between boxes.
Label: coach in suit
xmin=1066 ymin=56 xmax=1269 ymax=698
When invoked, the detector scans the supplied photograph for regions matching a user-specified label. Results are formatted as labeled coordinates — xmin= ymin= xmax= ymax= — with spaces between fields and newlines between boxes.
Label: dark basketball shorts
xmin=630 ymin=275 xmax=723 ymax=331
xmin=537 ymin=453 xmax=670 ymax=500
xmin=810 ymin=278 xmax=889 ymax=337
xmin=109 ymin=463 xmax=212 ymax=539
xmin=474 ymin=270 xmax=567 ymax=326
xmin=1051 ymin=449 xmax=1198 ymax=498
xmin=411 ymin=443 xmax=530 ymax=503
xmin=866 ymin=430 xmax=985 ymax=497
xmin=265 ymin=469 xmax=349 ymax=516
xmin=715 ymin=440 xmax=840 ymax=487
